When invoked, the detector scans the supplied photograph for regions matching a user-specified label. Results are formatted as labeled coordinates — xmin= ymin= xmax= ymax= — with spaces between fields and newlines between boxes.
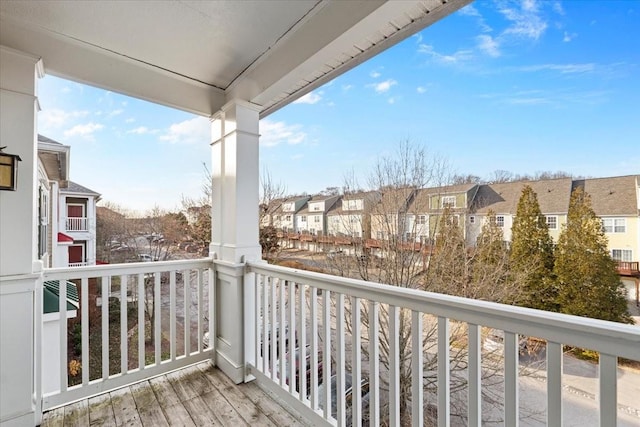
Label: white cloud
xmin=291 ymin=154 xmax=304 ymax=160
xmin=458 ymin=4 xmax=492 ymax=32
xmin=387 ymin=97 xmax=397 ymax=104
xmin=159 ymin=116 xmax=210 ymax=145
xmin=563 ymin=31 xmax=577 ymax=42
xmin=61 ymin=86 xmax=71 ymax=94
xmin=497 ymin=0 xmax=548 ymax=40
xmin=416 ymin=86 xmax=427 ymax=94
xmin=127 ymin=126 xmax=158 ymax=135
xmin=370 ymin=70 xmax=382 ymax=78
xmin=260 ymin=119 xmax=306 ymax=147
xmin=516 ymin=63 xmax=595 ymax=74
xmin=107 ymin=109 xmax=124 ymax=118
xmin=458 ymin=4 xmax=481 ymax=17
xmin=293 ymin=91 xmax=322 ymax=105
xmin=552 ymin=1 xmax=565 ymax=15
xmin=413 ymin=32 xmax=423 ymax=44
xmin=125 ymin=118 xmax=136 ymax=123
xmin=369 ymin=79 xmax=397 ymax=94
xmin=477 ymin=34 xmax=501 ymax=57
xmin=63 ymin=122 xmax=104 ymax=139
xmin=418 ymin=44 xmax=474 ymax=64
xmin=342 ymin=84 xmax=353 ymax=91
xmin=39 ymin=109 xmax=89 ymax=130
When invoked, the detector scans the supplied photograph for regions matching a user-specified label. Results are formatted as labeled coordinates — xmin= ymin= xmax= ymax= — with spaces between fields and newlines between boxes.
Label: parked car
xmin=318 ymin=373 xmax=370 ymax=426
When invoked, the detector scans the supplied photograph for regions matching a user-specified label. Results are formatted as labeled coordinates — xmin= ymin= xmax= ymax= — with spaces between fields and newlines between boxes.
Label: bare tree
xmin=259 ymin=168 xmax=287 ymax=259
xmin=322 ymin=141 xmax=539 ymax=425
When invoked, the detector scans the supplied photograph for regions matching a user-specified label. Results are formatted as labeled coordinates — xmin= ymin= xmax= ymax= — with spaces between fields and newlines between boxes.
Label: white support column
xmin=0 ymin=45 xmax=44 ymax=427
xmin=209 ymin=100 xmax=262 ymax=383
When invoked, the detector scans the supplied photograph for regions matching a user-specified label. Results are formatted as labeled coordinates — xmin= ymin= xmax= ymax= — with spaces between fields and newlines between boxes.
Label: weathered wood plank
xmin=198 ymin=363 xmax=275 ymax=426
xmin=130 ymin=381 xmax=169 ymax=427
xmin=181 ymin=366 xmax=214 ymax=397
xmin=109 ymin=387 xmax=142 ymax=427
xmin=182 ymin=396 xmax=223 ymax=426
xmin=41 ymin=406 xmax=64 ymax=427
xmin=166 ymin=369 xmax=198 ymax=402
xmin=88 ymin=392 xmax=117 ymax=426
xmin=160 ymin=404 xmax=196 ymax=427
xmin=200 ymin=388 xmax=249 ymax=427
xmin=149 ymin=376 xmax=181 ymax=408
xmin=207 ymin=367 xmax=303 ymax=426
xmin=64 ymin=399 xmax=90 ymax=427
xmin=148 ymin=376 xmax=195 ymax=426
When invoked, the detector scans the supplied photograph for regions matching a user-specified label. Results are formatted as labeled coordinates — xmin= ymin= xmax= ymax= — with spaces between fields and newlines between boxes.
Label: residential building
xmin=326 ymin=191 xmax=381 ymax=239
xmin=295 ymin=194 xmax=340 ymax=236
xmin=577 ymin=175 xmax=639 ymax=265
xmin=405 ymin=183 xmax=479 ymax=244
xmin=369 ymin=187 xmax=416 ymax=241
xmin=467 ymin=178 xmax=573 ymax=246
xmin=37 ymin=135 xmax=101 ymax=268
xmin=272 ymin=195 xmax=310 ymax=233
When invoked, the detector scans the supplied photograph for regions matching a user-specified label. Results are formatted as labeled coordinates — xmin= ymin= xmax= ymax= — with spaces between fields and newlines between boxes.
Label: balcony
xmin=616 ymin=261 xmax=640 ymax=277
xmin=38 ymin=259 xmax=640 ymax=426
xmin=65 ymin=217 xmax=89 ymax=232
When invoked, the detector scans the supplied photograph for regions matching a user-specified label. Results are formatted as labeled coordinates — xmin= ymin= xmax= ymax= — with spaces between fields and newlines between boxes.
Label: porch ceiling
xmin=0 ymin=0 xmax=470 ymax=117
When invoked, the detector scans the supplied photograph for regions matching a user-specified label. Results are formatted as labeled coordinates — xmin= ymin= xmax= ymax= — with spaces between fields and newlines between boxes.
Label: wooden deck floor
xmin=40 ymin=362 xmax=307 ymax=426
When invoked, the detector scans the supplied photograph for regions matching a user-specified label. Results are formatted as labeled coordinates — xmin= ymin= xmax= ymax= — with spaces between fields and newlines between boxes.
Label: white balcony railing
xmin=246 ymin=262 xmax=640 ymax=427
xmin=41 ymin=258 xmax=214 ymax=410
xmin=65 ymin=217 xmax=88 ymax=231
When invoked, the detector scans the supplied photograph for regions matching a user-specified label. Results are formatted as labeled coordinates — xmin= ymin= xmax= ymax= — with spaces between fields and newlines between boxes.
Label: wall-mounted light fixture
xmin=0 ymin=146 xmax=22 ymax=191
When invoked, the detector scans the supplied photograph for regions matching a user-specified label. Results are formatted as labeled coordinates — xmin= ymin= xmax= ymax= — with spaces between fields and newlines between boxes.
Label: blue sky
xmin=38 ymin=0 xmax=640 ymax=213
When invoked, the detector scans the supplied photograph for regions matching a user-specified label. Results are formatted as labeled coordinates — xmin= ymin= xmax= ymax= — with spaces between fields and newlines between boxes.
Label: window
xmin=350 ymin=216 xmax=358 ymax=224
xmin=285 ymin=215 xmax=291 ymax=221
xmin=312 ymin=204 xmax=321 ymax=211
xmin=314 ymin=215 xmax=321 ymax=223
xmin=417 ymin=215 xmax=427 ymax=225
xmin=612 ymin=249 xmax=632 ymax=262
xmin=469 ymin=216 xmax=475 ymax=224
xmin=602 ymin=218 xmax=626 ymax=233
xmin=376 ymin=231 xmax=383 ymax=239
xmin=38 ymin=187 xmax=49 ymax=258
xmin=496 ymin=215 xmax=505 ymax=228
xmin=546 ymin=216 xmax=558 ymax=230
xmin=441 ymin=196 xmax=456 ymax=208
xmin=300 ymin=216 xmax=307 ymax=222
xmin=344 ymin=199 xmax=360 ymax=211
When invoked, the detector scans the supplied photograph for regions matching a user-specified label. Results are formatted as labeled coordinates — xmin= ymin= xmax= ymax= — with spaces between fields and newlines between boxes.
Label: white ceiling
xmin=0 ymin=0 xmax=470 ymax=117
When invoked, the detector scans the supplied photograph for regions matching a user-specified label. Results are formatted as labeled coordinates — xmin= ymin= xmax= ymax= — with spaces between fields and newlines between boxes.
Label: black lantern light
xmin=0 ymin=146 xmax=22 ymax=191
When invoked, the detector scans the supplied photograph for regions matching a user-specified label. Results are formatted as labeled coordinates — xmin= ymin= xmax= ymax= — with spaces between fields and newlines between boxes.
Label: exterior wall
xmin=371 ymin=213 xmax=400 ymax=240
xmin=429 ymin=193 xmax=466 ymax=210
xmin=402 ymin=214 xmax=429 ymax=242
xmin=604 ymin=216 xmax=638 ymax=261
xmin=327 ymin=213 xmax=364 ymax=237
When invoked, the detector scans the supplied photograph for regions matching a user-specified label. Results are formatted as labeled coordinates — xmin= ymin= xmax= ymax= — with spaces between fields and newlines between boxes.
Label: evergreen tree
xmin=510 ymin=185 xmax=557 ymax=311
xmin=472 ymin=210 xmax=516 ymax=304
xmin=554 ymin=187 xmax=632 ymax=323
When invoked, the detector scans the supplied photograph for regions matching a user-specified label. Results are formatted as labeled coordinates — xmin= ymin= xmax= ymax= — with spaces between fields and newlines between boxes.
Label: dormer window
xmin=441 ymin=196 xmax=456 ymax=208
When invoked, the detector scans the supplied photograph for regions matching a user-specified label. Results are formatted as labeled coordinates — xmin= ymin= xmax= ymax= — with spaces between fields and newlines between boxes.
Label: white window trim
xmin=611 ymin=249 xmax=632 ymax=262
xmin=441 ymin=196 xmax=456 ymax=208
xmin=545 ymin=215 xmax=558 ymax=230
